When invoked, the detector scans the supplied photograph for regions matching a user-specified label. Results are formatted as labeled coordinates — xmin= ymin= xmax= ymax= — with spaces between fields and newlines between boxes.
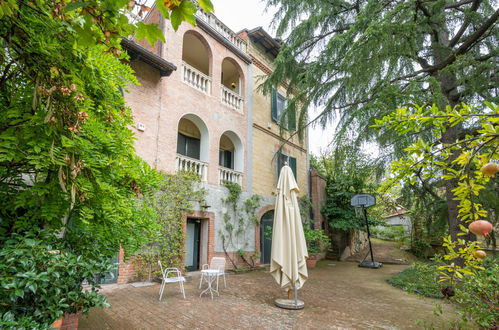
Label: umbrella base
xmin=275 ymin=298 xmax=305 ymax=310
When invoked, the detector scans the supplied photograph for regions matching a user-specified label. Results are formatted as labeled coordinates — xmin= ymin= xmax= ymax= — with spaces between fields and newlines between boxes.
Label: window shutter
xmin=276 ymin=151 xmax=282 ymax=179
xmin=186 ymin=136 xmax=200 ymax=159
xmin=289 ymin=156 xmax=297 ymax=180
xmin=271 ymin=88 xmax=278 ymax=122
xmin=226 ymin=150 xmax=233 ymax=169
xmin=288 ymin=101 xmax=296 ymax=131
xmin=219 ymin=150 xmax=224 ymax=167
xmin=177 ymin=133 xmax=186 ymax=155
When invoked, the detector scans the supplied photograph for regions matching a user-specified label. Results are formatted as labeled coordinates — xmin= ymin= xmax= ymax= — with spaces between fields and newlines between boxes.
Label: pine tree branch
xmin=416 ymin=0 xmax=441 ymax=43
xmin=391 ymin=7 xmax=498 ymax=82
xmin=275 ymin=96 xmax=372 ymax=152
xmin=436 ymin=7 xmax=499 ymax=69
xmin=448 ymin=0 xmax=481 ymax=47
xmin=415 ymin=168 xmax=442 ymax=200
xmin=297 ymin=26 xmax=352 ymax=54
xmin=475 ymin=53 xmax=495 ymax=62
xmin=445 ymin=0 xmax=475 ymax=9
xmin=416 ymin=56 xmax=431 ymax=69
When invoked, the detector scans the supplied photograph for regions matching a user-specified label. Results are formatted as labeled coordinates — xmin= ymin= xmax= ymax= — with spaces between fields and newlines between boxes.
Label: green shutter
xmin=289 ymin=156 xmax=297 ymax=180
xmin=271 ymin=88 xmax=278 ymax=122
xmin=288 ymin=101 xmax=296 ymax=131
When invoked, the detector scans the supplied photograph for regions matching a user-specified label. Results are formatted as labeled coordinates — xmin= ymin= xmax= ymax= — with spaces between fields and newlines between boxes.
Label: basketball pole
xmin=362 ymin=206 xmax=375 ymax=264
xmin=351 ymin=193 xmax=382 ymax=269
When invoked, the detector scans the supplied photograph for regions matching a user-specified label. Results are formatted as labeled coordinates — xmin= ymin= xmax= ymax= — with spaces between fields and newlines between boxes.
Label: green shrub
xmin=389 ymin=257 xmax=499 ymax=328
xmin=0 ymin=231 xmax=110 ymax=328
xmin=454 ymin=256 xmax=499 ymax=328
xmin=372 ymin=225 xmax=410 ymax=244
xmin=304 ymin=229 xmax=331 ymax=256
xmin=388 ymin=262 xmax=443 ymax=298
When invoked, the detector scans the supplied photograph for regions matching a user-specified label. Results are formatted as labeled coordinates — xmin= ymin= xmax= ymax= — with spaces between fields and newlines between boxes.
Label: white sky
xmin=211 ymin=0 xmax=334 ymax=156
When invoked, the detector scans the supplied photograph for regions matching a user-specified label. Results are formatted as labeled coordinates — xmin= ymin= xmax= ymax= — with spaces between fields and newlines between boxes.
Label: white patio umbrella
xmin=270 ymin=165 xmax=308 ymax=309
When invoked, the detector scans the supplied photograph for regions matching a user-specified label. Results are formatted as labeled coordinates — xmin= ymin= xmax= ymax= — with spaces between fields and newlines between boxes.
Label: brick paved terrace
xmin=79 ymin=261 xmax=456 ymax=329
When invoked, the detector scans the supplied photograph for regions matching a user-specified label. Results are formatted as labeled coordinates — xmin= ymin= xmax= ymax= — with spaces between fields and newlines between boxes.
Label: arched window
xmin=220 ymin=58 xmax=244 ymax=111
xmin=218 ymin=131 xmax=243 ymax=185
xmin=182 ymin=32 xmax=212 ymax=94
xmin=176 ymin=114 xmax=209 ymax=181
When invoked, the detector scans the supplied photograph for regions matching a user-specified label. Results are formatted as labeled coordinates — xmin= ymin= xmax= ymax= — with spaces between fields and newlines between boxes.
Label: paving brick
xmin=79 ymin=262 xmax=457 ymax=329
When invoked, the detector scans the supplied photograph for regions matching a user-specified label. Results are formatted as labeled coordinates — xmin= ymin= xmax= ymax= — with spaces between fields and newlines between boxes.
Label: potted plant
xmin=304 ymin=229 xmax=330 ymax=268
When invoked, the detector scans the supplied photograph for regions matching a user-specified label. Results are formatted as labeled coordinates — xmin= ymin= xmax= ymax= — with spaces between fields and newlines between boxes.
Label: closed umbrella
xmin=270 ymin=165 xmax=308 ymax=309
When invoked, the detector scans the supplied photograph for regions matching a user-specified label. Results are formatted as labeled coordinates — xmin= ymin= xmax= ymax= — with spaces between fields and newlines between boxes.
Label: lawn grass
xmin=387 ymin=262 xmax=443 ymax=299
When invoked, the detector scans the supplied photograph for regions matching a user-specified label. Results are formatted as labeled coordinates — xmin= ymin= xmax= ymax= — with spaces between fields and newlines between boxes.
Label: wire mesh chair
xmin=158 ymin=261 xmax=186 ymax=301
xmin=199 ymin=257 xmax=226 ymax=291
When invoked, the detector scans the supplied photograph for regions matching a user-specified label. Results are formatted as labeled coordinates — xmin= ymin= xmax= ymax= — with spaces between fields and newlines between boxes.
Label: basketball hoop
xmin=350 ymin=193 xmax=382 ymax=269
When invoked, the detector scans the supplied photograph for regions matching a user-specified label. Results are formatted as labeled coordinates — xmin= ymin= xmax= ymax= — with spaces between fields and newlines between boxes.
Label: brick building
xmin=116 ymin=6 xmax=309 ymax=283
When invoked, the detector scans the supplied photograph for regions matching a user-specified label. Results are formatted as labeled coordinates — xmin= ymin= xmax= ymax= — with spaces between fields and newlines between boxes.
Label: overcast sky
xmin=210 ymin=0 xmax=333 ymax=156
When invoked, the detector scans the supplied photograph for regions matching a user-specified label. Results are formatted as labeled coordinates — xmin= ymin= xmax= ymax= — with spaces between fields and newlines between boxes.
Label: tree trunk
xmin=433 ymin=18 xmax=476 ymax=243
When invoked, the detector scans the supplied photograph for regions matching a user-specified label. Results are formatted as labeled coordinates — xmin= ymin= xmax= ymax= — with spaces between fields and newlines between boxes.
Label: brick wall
xmin=238 ymin=32 xmax=309 ymax=198
xmin=310 ymin=166 xmax=328 ymax=233
xmin=117 ymin=247 xmax=137 ymax=284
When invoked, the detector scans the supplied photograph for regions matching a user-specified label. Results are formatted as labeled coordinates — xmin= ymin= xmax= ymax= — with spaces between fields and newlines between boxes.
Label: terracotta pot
xmin=306 ymin=256 xmax=318 ymax=268
xmin=51 ymin=318 xmax=63 ymax=329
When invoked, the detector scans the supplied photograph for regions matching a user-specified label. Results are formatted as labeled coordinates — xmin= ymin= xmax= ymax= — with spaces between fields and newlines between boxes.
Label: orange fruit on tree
xmin=469 ymin=220 xmax=494 ymax=236
xmin=474 ymin=250 xmax=487 ymax=259
xmin=480 ymin=162 xmax=499 ymax=177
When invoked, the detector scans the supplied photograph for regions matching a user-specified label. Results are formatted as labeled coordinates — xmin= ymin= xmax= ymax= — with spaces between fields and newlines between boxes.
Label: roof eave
xmin=121 ymin=38 xmax=177 ymax=77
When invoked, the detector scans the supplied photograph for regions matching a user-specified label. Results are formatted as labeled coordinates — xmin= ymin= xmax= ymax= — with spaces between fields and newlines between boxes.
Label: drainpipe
xmin=246 ymin=65 xmax=254 ymax=193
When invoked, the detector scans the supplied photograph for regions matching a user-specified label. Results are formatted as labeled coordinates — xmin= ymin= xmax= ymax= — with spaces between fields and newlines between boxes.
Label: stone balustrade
xmin=194 ymin=7 xmax=247 ymax=52
xmin=176 ymin=154 xmax=208 ymax=182
xmin=220 ymin=85 xmax=244 ymax=112
xmin=219 ymin=167 xmax=243 ymax=185
xmin=182 ymin=62 xmax=211 ymax=94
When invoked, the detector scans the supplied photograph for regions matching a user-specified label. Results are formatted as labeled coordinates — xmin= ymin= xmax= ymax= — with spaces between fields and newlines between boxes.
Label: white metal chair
xmin=199 ymin=257 xmax=226 ymax=291
xmin=158 ymin=261 xmax=186 ymax=301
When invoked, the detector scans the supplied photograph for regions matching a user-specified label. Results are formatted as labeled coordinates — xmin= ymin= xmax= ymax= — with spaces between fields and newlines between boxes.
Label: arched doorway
xmin=182 ymin=31 xmax=212 ymax=94
xmin=176 ymin=114 xmax=209 ymax=181
xmin=260 ymin=210 xmax=274 ymax=264
xmin=218 ymin=131 xmax=243 ymax=185
xmin=220 ymin=57 xmax=244 ymax=111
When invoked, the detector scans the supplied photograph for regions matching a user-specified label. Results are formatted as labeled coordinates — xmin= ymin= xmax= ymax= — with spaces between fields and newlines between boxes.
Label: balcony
xmin=176 ymin=154 xmax=208 ymax=182
xmin=219 ymin=166 xmax=243 ymax=185
xmin=182 ymin=61 xmax=211 ymax=94
xmin=220 ymin=85 xmax=243 ymax=112
xmin=194 ymin=8 xmax=247 ymax=52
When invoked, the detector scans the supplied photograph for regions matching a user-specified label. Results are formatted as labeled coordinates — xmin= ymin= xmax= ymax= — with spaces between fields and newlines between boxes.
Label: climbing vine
xmin=133 ymin=171 xmax=206 ymax=279
xmin=218 ymin=182 xmax=262 ymax=269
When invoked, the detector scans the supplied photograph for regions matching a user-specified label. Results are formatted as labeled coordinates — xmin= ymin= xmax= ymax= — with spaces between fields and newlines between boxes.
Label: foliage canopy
xmin=0 ymin=0 xmax=212 ymax=327
xmin=266 ymin=0 xmax=498 ymax=241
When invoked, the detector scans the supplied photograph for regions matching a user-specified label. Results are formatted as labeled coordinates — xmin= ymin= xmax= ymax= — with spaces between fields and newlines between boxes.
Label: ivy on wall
xmin=219 ymin=182 xmax=262 ymax=269
xmin=133 ymin=171 xmax=206 ymax=279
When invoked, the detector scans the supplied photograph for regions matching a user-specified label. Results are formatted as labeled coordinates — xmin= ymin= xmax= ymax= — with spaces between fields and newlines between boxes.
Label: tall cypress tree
xmin=265 ymin=0 xmax=498 ymax=241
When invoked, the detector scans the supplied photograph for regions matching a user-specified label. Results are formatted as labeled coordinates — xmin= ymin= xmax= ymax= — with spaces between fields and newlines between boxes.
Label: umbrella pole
xmin=293 ymin=284 xmax=297 ymax=306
